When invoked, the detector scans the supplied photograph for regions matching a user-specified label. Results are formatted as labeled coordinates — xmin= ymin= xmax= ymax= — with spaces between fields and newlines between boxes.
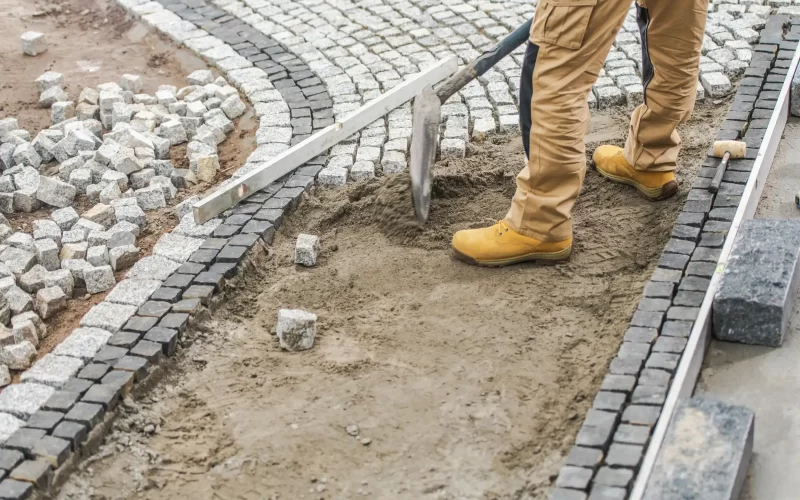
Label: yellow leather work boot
xmin=451 ymin=221 xmax=572 ymax=267
xmin=592 ymin=145 xmax=678 ymax=201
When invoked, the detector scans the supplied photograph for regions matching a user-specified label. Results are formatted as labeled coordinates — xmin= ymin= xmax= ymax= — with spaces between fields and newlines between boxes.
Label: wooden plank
xmin=630 ymin=44 xmax=800 ymax=500
xmin=192 ymin=57 xmax=459 ymax=223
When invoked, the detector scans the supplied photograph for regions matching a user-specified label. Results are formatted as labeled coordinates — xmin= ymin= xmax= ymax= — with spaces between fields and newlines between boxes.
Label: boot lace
xmin=496 ymin=220 xmax=510 ymax=235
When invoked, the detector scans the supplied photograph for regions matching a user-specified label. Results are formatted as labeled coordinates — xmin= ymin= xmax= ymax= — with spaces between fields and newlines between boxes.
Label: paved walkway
xmin=154 ymin=0 xmax=795 ymax=184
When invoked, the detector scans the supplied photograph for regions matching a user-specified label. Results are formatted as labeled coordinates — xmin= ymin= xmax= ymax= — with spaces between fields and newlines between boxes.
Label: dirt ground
xmin=56 ymin=103 xmax=725 ymax=500
xmin=0 ymin=0 xmax=256 ymax=365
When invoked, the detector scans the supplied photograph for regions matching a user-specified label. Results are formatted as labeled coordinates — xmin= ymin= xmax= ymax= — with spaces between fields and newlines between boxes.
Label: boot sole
xmin=595 ymin=164 xmax=678 ymax=201
xmin=452 ymin=246 xmax=572 ymax=267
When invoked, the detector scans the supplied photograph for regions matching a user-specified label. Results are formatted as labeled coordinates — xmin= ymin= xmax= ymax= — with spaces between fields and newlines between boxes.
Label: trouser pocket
xmin=532 ymin=0 xmax=598 ymax=50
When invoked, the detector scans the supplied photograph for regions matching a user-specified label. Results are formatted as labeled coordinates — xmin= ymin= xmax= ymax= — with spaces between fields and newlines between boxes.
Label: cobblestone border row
xmin=550 ymin=15 xmax=800 ymax=500
xmin=0 ymin=2 xmax=335 ymax=496
xmin=157 ymin=0 xmax=336 ymax=148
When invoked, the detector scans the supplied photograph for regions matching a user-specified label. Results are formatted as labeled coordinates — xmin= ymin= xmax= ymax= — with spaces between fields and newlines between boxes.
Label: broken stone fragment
xmin=295 ymin=234 xmax=320 ymax=267
xmin=276 ymin=309 xmax=317 ymax=351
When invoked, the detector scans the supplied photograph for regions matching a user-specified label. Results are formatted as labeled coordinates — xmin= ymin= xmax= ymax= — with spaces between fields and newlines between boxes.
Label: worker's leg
xmin=506 ymin=0 xmax=632 ymax=241
xmin=626 ymin=0 xmax=708 ymax=170
xmin=594 ymin=0 xmax=708 ymax=198
xmin=452 ymin=0 xmax=631 ymax=266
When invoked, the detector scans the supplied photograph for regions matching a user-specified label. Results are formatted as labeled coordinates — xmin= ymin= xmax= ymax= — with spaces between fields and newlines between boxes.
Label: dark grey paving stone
xmin=714 ymin=220 xmax=800 ymax=347
xmin=138 ymin=301 xmax=172 ymax=319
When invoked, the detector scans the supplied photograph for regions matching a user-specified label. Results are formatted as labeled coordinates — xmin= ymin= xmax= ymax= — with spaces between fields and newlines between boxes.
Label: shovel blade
xmin=410 ymin=88 xmax=441 ymax=223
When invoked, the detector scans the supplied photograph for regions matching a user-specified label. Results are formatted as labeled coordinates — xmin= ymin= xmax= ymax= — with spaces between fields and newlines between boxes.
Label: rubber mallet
xmin=708 ymin=140 xmax=747 ymax=193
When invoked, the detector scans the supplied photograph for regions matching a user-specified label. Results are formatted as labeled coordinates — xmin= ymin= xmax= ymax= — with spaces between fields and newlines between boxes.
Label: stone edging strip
xmin=0 ymin=2 xmax=328 ymax=497
xmin=550 ymin=14 xmax=800 ymax=500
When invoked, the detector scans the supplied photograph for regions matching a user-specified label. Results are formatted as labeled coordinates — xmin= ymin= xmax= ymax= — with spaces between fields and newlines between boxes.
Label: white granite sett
xmin=79 ymin=302 xmax=137 ymax=332
xmin=20 ymin=353 xmax=85 ymax=388
xmin=0 ymin=382 xmax=54 ymax=418
xmin=105 ymin=278 xmax=162 ymax=306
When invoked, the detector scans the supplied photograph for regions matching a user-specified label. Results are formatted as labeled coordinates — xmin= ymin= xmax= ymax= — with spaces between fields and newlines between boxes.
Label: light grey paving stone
xmin=35 ymin=286 xmax=66 ymax=320
xmin=0 ymin=382 xmax=54 ymax=418
xmin=51 ymin=207 xmax=79 ymax=231
xmin=277 ymin=309 xmax=317 ymax=351
xmin=53 ymin=327 xmax=112 ymax=360
xmin=173 ymin=213 xmax=221 ymax=238
xmin=79 ymin=302 xmax=136 ymax=333
xmin=643 ymin=397 xmax=754 ymax=500
xmin=0 ymin=341 xmax=36 ymax=370
xmin=44 ymin=269 xmax=74 ymax=299
xmin=105 ymin=279 xmax=161 ymax=307
xmin=5 ymin=286 xmax=33 ymax=316
xmin=0 ymin=412 xmax=25 ymax=443
xmin=114 ymin=203 xmax=147 ymax=228
xmin=36 ymin=176 xmax=76 ymax=208
xmin=152 ymin=233 xmax=204 ymax=263
xmin=714 ymin=220 xmax=800 ymax=347
xmin=295 ymin=234 xmax=320 ymax=267
xmin=125 ymin=255 xmax=180 ymax=281
xmin=0 ymin=247 xmax=35 ymax=277
xmin=84 ymin=265 xmax=115 ymax=294
xmin=20 ymin=354 xmax=84 ymax=388
xmin=109 ymin=245 xmax=140 ymax=271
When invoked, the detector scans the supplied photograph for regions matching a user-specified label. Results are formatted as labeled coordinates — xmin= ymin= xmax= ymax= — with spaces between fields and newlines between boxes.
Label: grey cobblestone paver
xmin=117 ymin=0 xmax=793 ymax=198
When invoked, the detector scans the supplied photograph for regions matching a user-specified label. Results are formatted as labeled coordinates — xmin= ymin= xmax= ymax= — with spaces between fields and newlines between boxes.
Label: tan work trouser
xmin=506 ymin=0 xmax=708 ymax=241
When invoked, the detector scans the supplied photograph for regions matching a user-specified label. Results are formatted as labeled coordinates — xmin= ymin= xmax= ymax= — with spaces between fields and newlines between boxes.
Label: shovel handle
xmin=435 ymin=18 xmax=533 ymax=104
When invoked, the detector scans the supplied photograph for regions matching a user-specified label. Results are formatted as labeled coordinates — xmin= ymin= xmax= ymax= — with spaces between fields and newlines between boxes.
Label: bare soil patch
xmin=0 ymin=0 xmax=256 ymax=365
xmin=57 ymin=103 xmax=724 ymax=500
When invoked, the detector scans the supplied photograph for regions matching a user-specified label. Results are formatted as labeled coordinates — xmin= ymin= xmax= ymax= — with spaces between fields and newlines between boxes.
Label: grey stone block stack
xmin=714 ymin=220 xmax=800 ymax=347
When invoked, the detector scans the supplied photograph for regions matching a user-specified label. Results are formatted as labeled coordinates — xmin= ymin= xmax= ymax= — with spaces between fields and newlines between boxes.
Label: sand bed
xmin=58 ymin=105 xmax=723 ymax=500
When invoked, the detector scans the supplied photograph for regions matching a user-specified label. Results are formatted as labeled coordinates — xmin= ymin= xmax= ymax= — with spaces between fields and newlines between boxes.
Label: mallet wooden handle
xmin=708 ymin=151 xmax=731 ymax=193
